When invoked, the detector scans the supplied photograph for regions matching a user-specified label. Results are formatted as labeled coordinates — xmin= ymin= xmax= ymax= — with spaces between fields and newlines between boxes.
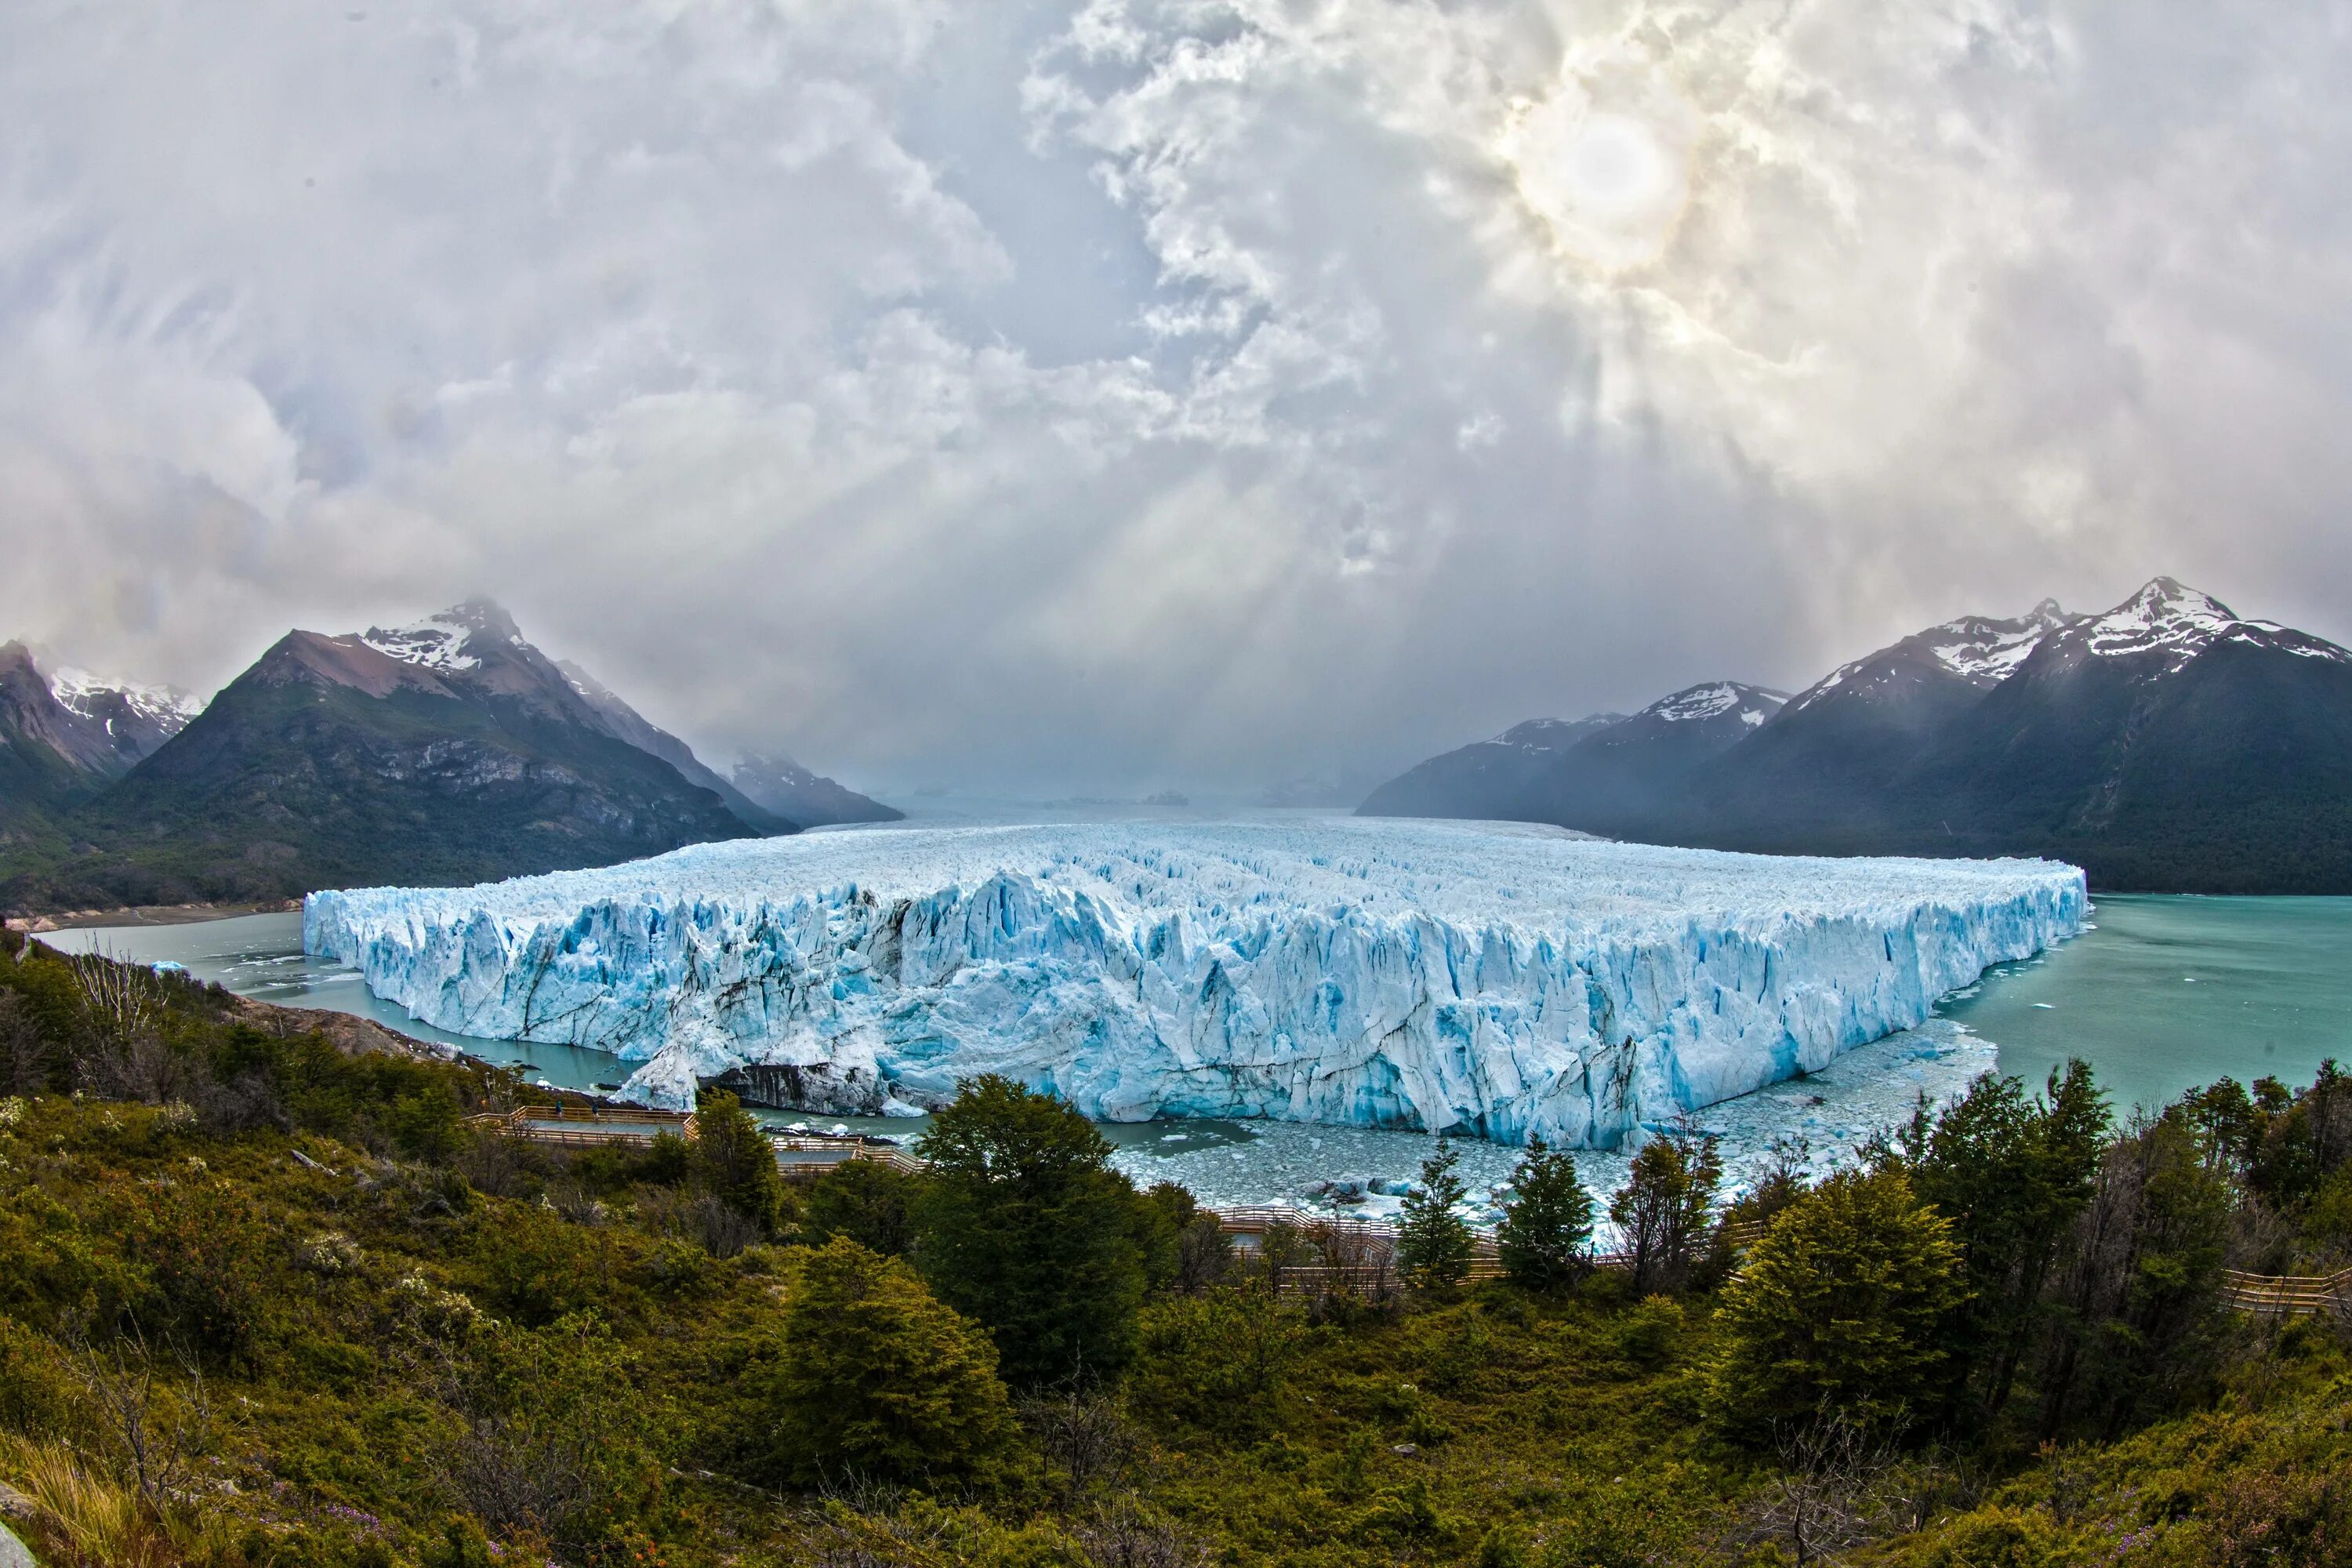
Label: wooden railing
xmin=1207 ymin=1207 xmax=1771 ymax=1287
xmin=464 ymin=1105 xmax=698 ymax=1149
xmin=2221 ymin=1267 xmax=2352 ymax=1318
xmin=770 ymin=1137 xmax=929 ymax=1180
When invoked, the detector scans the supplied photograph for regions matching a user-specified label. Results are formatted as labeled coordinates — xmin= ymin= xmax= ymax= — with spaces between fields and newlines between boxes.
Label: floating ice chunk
xmin=304 ymin=820 xmax=2085 ymax=1148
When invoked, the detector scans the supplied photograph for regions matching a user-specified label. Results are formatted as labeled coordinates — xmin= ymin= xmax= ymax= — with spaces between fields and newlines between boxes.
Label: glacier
xmin=303 ymin=819 xmax=2086 ymax=1147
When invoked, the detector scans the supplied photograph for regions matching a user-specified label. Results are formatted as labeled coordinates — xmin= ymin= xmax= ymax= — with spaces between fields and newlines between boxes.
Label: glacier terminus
xmin=304 ymin=820 xmax=2087 ymax=1147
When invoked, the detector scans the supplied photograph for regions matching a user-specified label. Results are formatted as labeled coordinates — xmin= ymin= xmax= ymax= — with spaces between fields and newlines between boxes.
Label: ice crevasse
xmin=303 ymin=820 xmax=2087 ymax=1147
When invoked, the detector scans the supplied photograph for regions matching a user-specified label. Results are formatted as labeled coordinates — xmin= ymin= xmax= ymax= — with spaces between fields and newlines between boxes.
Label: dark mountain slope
xmin=2 ymin=609 xmax=767 ymax=911
xmin=1528 ymin=682 xmax=1787 ymax=837
xmin=554 ymin=659 xmax=801 ymax=832
xmin=731 ymin=753 xmax=902 ymax=828
xmin=1682 ymin=601 xmax=2085 ymax=845
xmin=1356 ymin=713 xmax=1624 ymax=820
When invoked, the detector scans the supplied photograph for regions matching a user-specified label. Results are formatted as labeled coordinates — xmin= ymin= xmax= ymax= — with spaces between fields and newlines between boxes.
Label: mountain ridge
xmin=1360 ymin=579 xmax=2352 ymax=891
xmin=0 ymin=603 xmax=783 ymax=911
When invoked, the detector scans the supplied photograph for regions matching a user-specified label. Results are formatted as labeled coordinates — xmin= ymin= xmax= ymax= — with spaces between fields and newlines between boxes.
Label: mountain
xmin=2 ymin=601 xmax=778 ymax=909
xmin=0 ymin=642 xmax=201 ymax=848
xmin=1356 ymin=714 xmax=1625 ymax=820
xmin=1680 ymin=600 xmax=2089 ymax=844
xmin=1357 ymin=683 xmax=1785 ymax=832
xmin=731 ymin=753 xmax=902 ymax=828
xmin=554 ymin=659 xmax=799 ymax=832
xmin=1867 ymin=580 xmax=2352 ymax=889
xmin=1371 ymin=578 xmax=2352 ymax=892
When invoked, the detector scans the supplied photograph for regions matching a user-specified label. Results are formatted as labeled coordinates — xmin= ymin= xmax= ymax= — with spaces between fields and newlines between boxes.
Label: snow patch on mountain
xmin=45 ymin=666 xmax=203 ymax=735
xmin=1644 ymin=683 xmax=1786 ymax=724
xmin=1489 ymin=715 xmax=1625 ymax=752
xmin=306 ymin=820 xmax=2085 ymax=1147
xmin=361 ymin=599 xmax=526 ymax=673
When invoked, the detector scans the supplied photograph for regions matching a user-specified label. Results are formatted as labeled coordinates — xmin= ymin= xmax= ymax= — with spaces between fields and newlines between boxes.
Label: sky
xmin=5 ymin=0 xmax=2352 ymax=798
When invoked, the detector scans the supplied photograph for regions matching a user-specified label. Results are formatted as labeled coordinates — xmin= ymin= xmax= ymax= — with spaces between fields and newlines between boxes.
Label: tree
xmin=1396 ymin=1138 xmax=1474 ymax=1290
xmin=2034 ymin=1108 xmax=2232 ymax=1439
xmin=803 ymin=1157 xmax=924 ymax=1258
xmin=763 ymin=1237 xmax=1025 ymax=1489
xmin=1496 ymin=1135 xmax=1594 ymax=1291
xmin=914 ymin=1076 xmax=1148 ymax=1388
xmin=1712 ymin=1167 xmax=1966 ymax=1438
xmin=1608 ymin=1123 xmax=1722 ymax=1295
xmin=691 ymin=1090 xmax=787 ymax=1236
xmin=1904 ymin=1061 xmax=2107 ymax=1417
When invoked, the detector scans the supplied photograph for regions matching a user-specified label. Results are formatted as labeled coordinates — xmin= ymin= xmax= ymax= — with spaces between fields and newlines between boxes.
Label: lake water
xmin=34 ymin=893 xmax=2350 ymax=1216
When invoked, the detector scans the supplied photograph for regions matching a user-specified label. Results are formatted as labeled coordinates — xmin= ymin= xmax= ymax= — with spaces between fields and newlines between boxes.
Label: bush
xmin=1712 ymin=1167 xmax=1965 ymax=1438
xmin=761 ymin=1237 xmax=1025 ymax=1490
xmin=1129 ymin=1290 xmax=1310 ymax=1438
xmin=691 ymin=1091 xmax=789 ymax=1237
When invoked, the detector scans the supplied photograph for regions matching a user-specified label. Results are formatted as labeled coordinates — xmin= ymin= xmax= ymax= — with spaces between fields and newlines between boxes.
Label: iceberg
xmin=303 ymin=820 xmax=2085 ymax=1146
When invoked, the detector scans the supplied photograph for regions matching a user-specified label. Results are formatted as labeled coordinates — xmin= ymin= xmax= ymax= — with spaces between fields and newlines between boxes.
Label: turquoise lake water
xmin=1940 ymin=894 xmax=2351 ymax=1116
xmin=34 ymin=893 xmax=2351 ymax=1210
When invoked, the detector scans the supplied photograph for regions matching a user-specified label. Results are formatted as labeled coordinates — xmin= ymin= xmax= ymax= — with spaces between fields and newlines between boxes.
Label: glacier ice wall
xmin=303 ymin=820 xmax=2086 ymax=1146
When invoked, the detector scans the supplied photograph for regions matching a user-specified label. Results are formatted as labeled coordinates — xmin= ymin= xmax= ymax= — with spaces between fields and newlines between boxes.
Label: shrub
xmin=1712 ymin=1167 xmax=1965 ymax=1438
xmin=1129 ymin=1290 xmax=1310 ymax=1438
xmin=691 ymin=1091 xmax=789 ymax=1237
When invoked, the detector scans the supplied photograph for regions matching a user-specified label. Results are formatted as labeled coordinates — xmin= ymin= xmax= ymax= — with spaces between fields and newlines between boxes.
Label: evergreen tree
xmin=691 ymin=1090 xmax=787 ymax=1236
xmin=764 ymin=1237 xmax=1025 ymax=1489
xmin=1712 ymin=1167 xmax=1966 ymax=1438
xmin=1495 ymin=1135 xmax=1594 ymax=1291
xmin=1396 ymin=1138 xmax=1474 ymax=1289
xmin=1608 ymin=1123 xmax=1722 ymax=1295
xmin=804 ymin=1157 xmax=924 ymax=1258
xmin=914 ymin=1075 xmax=1148 ymax=1388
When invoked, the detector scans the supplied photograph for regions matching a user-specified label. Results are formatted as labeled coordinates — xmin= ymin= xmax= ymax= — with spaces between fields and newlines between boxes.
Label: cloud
xmin=2 ymin=0 xmax=2349 ymax=793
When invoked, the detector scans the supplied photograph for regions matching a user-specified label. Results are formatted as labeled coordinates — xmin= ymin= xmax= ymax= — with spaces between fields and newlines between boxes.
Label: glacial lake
xmin=34 ymin=893 xmax=2351 ymax=1218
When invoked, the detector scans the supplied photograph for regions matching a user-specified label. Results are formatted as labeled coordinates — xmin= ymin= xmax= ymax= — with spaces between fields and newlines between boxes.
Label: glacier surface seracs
xmin=303 ymin=820 xmax=2086 ymax=1145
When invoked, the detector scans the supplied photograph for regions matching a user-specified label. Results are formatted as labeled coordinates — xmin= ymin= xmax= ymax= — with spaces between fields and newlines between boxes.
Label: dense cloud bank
xmin=6 ymin=1 xmax=2351 ymax=791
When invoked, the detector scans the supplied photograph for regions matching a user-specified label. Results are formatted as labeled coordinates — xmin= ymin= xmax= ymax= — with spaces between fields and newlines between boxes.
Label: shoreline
xmin=3 ymin=898 xmax=303 ymax=934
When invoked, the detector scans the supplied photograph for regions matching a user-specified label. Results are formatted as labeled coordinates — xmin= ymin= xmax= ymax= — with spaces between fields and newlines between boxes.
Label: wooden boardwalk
xmin=465 ymin=1105 xmax=697 ymax=1149
xmin=2221 ymin=1266 xmax=2352 ymax=1318
xmin=1209 ymin=1204 xmax=1769 ymax=1290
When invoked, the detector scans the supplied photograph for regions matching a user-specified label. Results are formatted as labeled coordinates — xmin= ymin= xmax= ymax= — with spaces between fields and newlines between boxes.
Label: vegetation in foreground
xmin=2 ymin=925 xmax=2349 ymax=1566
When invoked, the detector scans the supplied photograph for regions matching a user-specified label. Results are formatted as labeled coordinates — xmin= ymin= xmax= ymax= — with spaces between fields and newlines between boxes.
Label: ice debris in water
xmin=304 ymin=819 xmax=2085 ymax=1148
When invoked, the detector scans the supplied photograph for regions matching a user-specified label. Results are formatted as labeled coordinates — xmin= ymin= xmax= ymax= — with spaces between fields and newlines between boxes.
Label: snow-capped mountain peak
xmin=360 ymin=598 xmax=524 ymax=672
xmin=2038 ymin=576 xmax=2351 ymax=674
xmin=46 ymin=665 xmax=203 ymax=734
xmin=1487 ymin=714 xmax=1624 ymax=751
xmin=2075 ymin=578 xmax=2238 ymax=666
xmin=1781 ymin=599 xmax=2088 ymax=717
xmin=1643 ymin=682 xmax=1786 ymax=726
xmin=1925 ymin=599 xmax=2082 ymax=683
